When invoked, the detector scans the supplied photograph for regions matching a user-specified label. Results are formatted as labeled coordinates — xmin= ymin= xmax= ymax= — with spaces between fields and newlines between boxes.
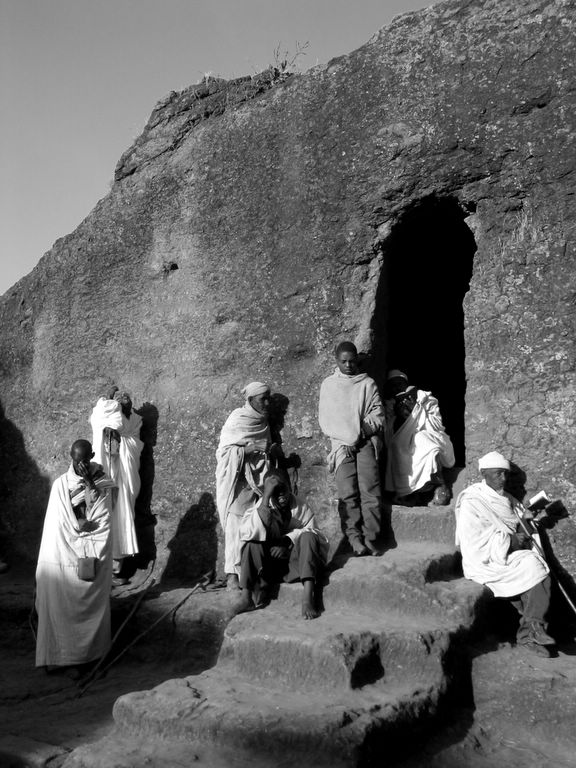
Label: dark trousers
xmin=239 ymin=531 xmax=323 ymax=590
xmin=335 ymin=440 xmax=382 ymax=546
xmin=510 ymin=576 xmax=551 ymax=637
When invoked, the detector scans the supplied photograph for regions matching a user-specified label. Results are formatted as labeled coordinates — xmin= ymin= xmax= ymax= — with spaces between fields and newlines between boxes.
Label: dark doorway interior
xmin=370 ymin=196 xmax=476 ymax=466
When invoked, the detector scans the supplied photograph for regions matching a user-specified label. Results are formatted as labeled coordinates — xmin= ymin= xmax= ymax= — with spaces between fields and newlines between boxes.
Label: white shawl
xmin=35 ymin=463 xmax=115 ymax=666
xmin=215 ymin=403 xmax=270 ymax=527
xmin=385 ymin=389 xmax=454 ymax=495
xmin=318 ymin=369 xmax=384 ymax=472
xmin=113 ymin=411 xmax=143 ymax=557
xmin=455 ymin=481 xmax=549 ymax=597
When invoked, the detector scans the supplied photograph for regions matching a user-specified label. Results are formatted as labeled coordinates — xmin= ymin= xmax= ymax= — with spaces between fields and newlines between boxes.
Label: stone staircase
xmin=64 ymin=505 xmax=492 ymax=768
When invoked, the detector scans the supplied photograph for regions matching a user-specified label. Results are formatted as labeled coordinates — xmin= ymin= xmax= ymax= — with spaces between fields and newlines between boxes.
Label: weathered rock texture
xmin=1 ymin=0 xmax=576 ymax=578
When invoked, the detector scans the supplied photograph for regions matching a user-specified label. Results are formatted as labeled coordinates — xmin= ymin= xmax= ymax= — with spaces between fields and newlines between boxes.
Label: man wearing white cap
xmin=455 ymin=451 xmax=554 ymax=655
xmin=216 ymin=382 xmax=271 ymax=590
xmin=384 ymin=370 xmax=454 ymax=505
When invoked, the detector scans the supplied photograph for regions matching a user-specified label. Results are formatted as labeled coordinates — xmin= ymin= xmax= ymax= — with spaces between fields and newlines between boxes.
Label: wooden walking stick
xmin=514 ymin=508 xmax=576 ymax=619
xmin=78 ymin=570 xmax=212 ymax=696
xmin=79 ymin=578 xmax=157 ymax=690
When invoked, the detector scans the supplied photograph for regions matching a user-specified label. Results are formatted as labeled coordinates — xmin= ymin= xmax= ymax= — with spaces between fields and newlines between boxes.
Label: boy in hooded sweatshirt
xmin=318 ymin=342 xmax=385 ymax=556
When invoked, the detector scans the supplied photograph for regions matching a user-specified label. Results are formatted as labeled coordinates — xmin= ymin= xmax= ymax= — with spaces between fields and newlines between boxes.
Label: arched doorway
xmin=370 ymin=196 xmax=476 ymax=466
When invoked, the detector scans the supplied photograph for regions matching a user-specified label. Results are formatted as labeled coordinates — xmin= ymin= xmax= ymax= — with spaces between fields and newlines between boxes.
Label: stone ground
xmin=2 ymin=537 xmax=576 ymax=768
xmin=0 ymin=564 xmax=239 ymax=768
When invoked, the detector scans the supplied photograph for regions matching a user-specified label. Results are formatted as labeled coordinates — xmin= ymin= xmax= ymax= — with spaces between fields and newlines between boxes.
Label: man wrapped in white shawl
xmin=216 ymin=382 xmax=271 ymax=588
xmin=384 ymin=371 xmax=454 ymax=504
xmin=455 ymin=451 xmax=554 ymax=653
xmin=90 ymin=390 xmax=143 ymax=560
xmin=36 ymin=440 xmax=116 ymax=669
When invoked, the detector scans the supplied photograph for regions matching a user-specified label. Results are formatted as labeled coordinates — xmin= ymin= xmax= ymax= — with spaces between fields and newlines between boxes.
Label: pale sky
xmin=0 ymin=0 xmax=430 ymax=296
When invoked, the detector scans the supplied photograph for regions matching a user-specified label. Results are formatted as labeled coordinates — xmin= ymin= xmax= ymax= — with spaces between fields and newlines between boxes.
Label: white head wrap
xmin=387 ymin=369 xmax=408 ymax=381
xmin=478 ymin=451 xmax=510 ymax=471
xmin=241 ymin=381 xmax=270 ymax=399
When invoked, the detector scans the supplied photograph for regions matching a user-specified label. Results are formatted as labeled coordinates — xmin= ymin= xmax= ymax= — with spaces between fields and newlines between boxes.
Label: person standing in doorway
xmin=319 ymin=341 xmax=385 ymax=556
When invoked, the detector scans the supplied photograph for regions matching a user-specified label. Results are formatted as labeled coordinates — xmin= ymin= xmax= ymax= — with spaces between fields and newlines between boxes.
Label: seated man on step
xmin=455 ymin=451 xmax=555 ymax=657
xmin=237 ymin=472 xmax=328 ymax=620
xmin=384 ymin=370 xmax=454 ymax=505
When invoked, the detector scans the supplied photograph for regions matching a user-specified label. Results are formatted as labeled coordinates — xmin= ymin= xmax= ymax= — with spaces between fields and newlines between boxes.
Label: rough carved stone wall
xmin=1 ymin=0 xmax=575 ymax=578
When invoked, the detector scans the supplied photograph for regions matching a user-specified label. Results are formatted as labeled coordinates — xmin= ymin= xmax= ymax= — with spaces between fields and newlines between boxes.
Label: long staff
xmin=514 ymin=509 xmax=576 ymax=619
xmin=78 ymin=571 xmax=212 ymax=696
xmin=78 ymin=578 xmax=157 ymax=691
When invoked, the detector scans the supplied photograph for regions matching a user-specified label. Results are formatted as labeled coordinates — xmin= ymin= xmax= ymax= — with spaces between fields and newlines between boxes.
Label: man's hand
xmin=77 ymin=518 xmax=99 ymax=533
xmin=508 ymin=531 xmax=532 ymax=553
xmin=270 ymin=545 xmax=290 ymax=559
xmin=262 ymin=474 xmax=283 ymax=498
xmin=268 ymin=443 xmax=284 ymax=462
xmin=76 ymin=460 xmax=92 ymax=481
xmin=286 ymin=452 xmax=301 ymax=469
xmin=88 ymin=487 xmax=101 ymax=503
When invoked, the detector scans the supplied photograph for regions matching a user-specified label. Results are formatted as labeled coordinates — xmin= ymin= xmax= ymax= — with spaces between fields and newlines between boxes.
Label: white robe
xmin=318 ymin=369 xmax=384 ymax=472
xmin=35 ymin=464 xmax=115 ymax=667
xmin=215 ymin=403 xmax=270 ymax=575
xmin=90 ymin=397 xmax=123 ymax=479
xmin=114 ymin=411 xmax=143 ymax=558
xmin=455 ymin=481 xmax=549 ymax=597
xmin=239 ymin=496 xmax=329 ymax=573
xmin=90 ymin=398 xmax=142 ymax=558
xmin=385 ymin=389 xmax=454 ymax=495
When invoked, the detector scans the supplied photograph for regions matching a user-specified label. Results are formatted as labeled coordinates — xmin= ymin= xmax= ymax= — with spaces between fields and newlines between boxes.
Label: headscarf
xmin=241 ymin=381 xmax=270 ymax=399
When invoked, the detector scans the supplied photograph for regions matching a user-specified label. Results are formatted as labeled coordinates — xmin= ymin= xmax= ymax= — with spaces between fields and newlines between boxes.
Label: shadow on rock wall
xmin=134 ymin=402 xmax=159 ymax=565
xmin=0 ymin=400 xmax=51 ymax=563
xmin=162 ymin=492 xmax=218 ymax=586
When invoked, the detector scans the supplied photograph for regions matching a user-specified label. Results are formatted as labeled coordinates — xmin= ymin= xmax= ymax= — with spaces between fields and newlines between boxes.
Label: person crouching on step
xmin=237 ymin=472 xmax=328 ymax=620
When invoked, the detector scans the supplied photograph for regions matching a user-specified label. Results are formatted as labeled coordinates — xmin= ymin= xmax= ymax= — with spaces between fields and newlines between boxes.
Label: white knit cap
xmin=241 ymin=381 xmax=270 ymax=399
xmin=478 ymin=451 xmax=510 ymax=471
xmin=387 ymin=369 xmax=408 ymax=380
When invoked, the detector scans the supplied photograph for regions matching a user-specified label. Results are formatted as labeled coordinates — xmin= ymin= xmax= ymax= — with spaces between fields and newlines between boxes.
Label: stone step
xmin=219 ymin=604 xmax=450 ymax=692
xmin=277 ymin=573 xmax=486 ymax=632
xmin=276 ymin=541 xmax=465 ymax=619
xmin=111 ymin=666 xmax=444 ymax=768
xmin=390 ymin=505 xmax=456 ymax=545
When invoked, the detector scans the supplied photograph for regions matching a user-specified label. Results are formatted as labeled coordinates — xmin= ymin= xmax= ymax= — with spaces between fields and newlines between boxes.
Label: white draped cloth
xmin=90 ymin=398 xmax=142 ymax=558
xmin=90 ymin=397 xmax=123 ymax=479
xmin=240 ymin=495 xmax=329 ymax=548
xmin=455 ymin=480 xmax=549 ymax=597
xmin=239 ymin=495 xmax=329 ymax=572
xmin=216 ymin=403 xmax=270 ymax=575
xmin=35 ymin=463 xmax=115 ymax=667
xmin=385 ymin=389 xmax=455 ymax=495
xmin=318 ymin=369 xmax=384 ymax=472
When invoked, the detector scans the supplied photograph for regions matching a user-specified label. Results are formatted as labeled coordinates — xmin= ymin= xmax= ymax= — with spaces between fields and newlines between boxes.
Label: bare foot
xmin=365 ymin=540 xmax=381 ymax=557
xmin=252 ymin=583 xmax=270 ymax=609
xmin=234 ymin=589 xmax=255 ymax=614
xmin=226 ymin=573 xmax=241 ymax=592
xmin=301 ymin=580 xmax=320 ymax=620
